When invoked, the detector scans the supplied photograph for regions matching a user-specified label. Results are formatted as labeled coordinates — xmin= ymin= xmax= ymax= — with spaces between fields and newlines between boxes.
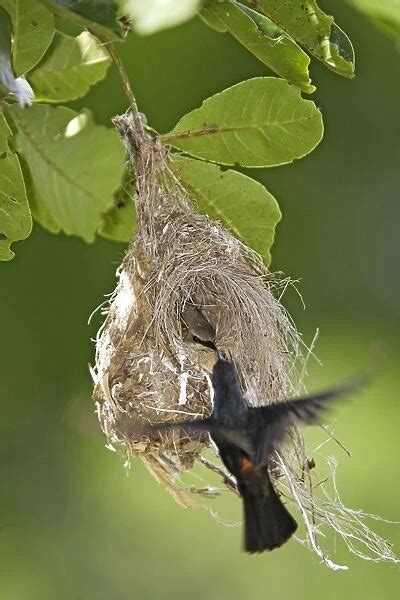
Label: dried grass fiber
xmin=92 ymin=112 xmax=398 ymax=568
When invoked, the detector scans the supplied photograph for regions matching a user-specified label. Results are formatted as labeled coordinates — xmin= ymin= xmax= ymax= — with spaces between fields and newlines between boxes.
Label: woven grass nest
xmin=91 ymin=111 xmax=397 ymax=569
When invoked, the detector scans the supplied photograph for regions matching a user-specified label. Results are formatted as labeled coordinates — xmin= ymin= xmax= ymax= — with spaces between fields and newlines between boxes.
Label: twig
xmin=318 ymin=422 xmax=352 ymax=458
xmin=91 ymin=31 xmax=143 ymax=134
xmin=277 ymin=454 xmax=348 ymax=571
xmin=198 ymin=455 xmax=240 ymax=496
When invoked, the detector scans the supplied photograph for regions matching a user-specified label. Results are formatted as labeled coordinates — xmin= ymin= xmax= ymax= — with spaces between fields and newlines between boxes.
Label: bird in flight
xmin=138 ymin=337 xmax=361 ymax=553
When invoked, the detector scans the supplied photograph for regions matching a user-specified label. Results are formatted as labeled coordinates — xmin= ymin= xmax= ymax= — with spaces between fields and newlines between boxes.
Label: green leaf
xmin=170 ymin=155 xmax=280 ymax=264
xmin=0 ymin=112 xmax=32 ymax=260
xmin=0 ymin=0 xmax=54 ymax=75
xmin=122 ymin=0 xmax=201 ymax=35
xmin=19 ymin=155 xmax=61 ymax=233
xmin=9 ymin=105 xmax=125 ymax=241
xmin=40 ymin=0 xmax=122 ymax=39
xmin=347 ymin=0 xmax=400 ymax=39
xmin=0 ymin=7 xmax=34 ymax=106
xmin=201 ymin=1 xmax=314 ymax=93
xmin=98 ymin=168 xmax=136 ymax=242
xmin=164 ymin=77 xmax=323 ymax=168
xmin=28 ymin=31 xmax=111 ymax=102
xmin=247 ymin=0 xmax=355 ymax=78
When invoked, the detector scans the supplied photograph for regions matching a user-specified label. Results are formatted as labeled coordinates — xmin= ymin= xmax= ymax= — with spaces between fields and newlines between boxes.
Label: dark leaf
xmin=0 ymin=7 xmax=34 ymax=106
xmin=0 ymin=112 xmax=32 ymax=260
xmin=201 ymin=1 xmax=314 ymax=93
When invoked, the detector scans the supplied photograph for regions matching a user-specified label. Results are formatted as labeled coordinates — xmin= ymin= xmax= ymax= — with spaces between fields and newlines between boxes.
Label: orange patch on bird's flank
xmin=240 ymin=457 xmax=256 ymax=475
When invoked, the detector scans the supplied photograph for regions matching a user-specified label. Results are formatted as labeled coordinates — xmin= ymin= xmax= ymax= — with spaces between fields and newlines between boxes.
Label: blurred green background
xmin=1 ymin=2 xmax=399 ymax=598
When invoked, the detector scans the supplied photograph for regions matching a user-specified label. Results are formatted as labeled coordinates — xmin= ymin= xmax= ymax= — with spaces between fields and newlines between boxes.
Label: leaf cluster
xmin=0 ymin=1 xmax=394 ymax=262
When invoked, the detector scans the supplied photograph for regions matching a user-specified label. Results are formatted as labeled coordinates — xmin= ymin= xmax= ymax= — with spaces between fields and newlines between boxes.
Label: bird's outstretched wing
xmin=249 ymin=378 xmax=364 ymax=467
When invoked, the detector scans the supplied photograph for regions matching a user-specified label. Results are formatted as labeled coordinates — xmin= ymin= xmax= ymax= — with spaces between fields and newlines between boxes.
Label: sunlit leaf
xmin=170 ymin=154 xmax=280 ymax=263
xmin=164 ymin=77 xmax=323 ymax=168
xmin=248 ymin=0 xmax=355 ymax=78
xmin=201 ymin=1 xmax=314 ymax=93
xmin=0 ymin=7 xmax=34 ymax=106
xmin=0 ymin=112 xmax=32 ymax=260
xmin=29 ymin=31 xmax=111 ymax=102
xmin=10 ymin=105 xmax=125 ymax=241
xmin=0 ymin=0 xmax=54 ymax=75
xmin=122 ymin=0 xmax=201 ymax=35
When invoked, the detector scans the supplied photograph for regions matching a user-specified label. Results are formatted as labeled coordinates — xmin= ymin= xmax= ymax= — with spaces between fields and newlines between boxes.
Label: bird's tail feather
xmin=241 ymin=475 xmax=297 ymax=553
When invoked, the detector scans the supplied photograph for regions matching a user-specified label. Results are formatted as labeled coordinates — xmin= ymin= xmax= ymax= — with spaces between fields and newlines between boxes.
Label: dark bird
xmin=140 ymin=345 xmax=361 ymax=553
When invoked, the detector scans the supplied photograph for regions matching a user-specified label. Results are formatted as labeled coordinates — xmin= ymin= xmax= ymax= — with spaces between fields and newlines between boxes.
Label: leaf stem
xmin=92 ymin=32 xmax=143 ymax=134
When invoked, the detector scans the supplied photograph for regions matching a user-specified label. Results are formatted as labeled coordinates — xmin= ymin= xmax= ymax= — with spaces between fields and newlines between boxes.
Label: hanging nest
xmin=91 ymin=111 xmax=398 ymax=569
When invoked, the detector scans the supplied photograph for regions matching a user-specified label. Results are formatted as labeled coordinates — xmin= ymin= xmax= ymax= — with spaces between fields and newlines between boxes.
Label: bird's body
xmin=142 ymin=346 xmax=359 ymax=552
xmin=207 ymin=357 xmax=298 ymax=552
